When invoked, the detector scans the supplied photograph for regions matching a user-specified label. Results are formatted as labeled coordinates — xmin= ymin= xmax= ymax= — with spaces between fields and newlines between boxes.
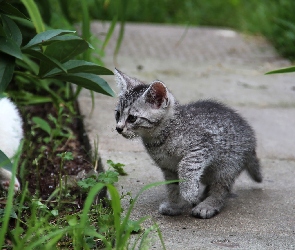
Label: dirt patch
xmin=20 ymin=102 xmax=95 ymax=200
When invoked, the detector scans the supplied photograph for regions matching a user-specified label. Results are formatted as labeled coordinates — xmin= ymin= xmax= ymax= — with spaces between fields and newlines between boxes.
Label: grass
xmin=0 ymin=158 xmax=170 ymax=249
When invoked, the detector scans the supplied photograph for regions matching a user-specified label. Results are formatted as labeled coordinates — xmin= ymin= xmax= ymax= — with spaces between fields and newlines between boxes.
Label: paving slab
xmin=78 ymin=22 xmax=295 ymax=249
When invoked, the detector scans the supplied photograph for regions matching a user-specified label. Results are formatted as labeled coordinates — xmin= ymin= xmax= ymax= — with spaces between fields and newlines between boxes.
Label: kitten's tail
xmin=246 ymin=151 xmax=262 ymax=183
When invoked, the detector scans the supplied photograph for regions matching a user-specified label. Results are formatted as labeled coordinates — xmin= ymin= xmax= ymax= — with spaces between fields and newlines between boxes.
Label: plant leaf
xmin=0 ymin=37 xmax=23 ymax=59
xmin=38 ymin=37 xmax=90 ymax=76
xmin=22 ymin=29 xmax=76 ymax=49
xmin=55 ymin=73 xmax=115 ymax=96
xmin=1 ymin=14 xmax=22 ymax=46
xmin=0 ymin=3 xmax=28 ymax=19
xmin=97 ymin=170 xmax=119 ymax=184
xmin=265 ymin=66 xmax=295 ymax=75
xmin=0 ymin=150 xmax=13 ymax=172
xmin=0 ymin=53 xmax=15 ymax=92
xmin=43 ymin=60 xmax=114 ymax=77
xmin=32 ymin=117 xmax=52 ymax=135
xmin=43 ymin=37 xmax=90 ymax=62
xmin=23 ymin=49 xmax=67 ymax=76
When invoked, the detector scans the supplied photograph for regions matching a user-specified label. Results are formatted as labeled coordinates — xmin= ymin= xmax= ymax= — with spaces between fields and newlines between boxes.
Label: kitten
xmin=0 ymin=97 xmax=23 ymax=193
xmin=114 ymin=69 xmax=262 ymax=219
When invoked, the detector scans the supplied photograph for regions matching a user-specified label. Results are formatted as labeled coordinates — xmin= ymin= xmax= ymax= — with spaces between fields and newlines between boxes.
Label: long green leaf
xmin=81 ymin=0 xmax=90 ymax=61
xmin=79 ymin=182 xmax=112 ymax=248
xmin=0 ymin=37 xmax=23 ymax=59
xmin=21 ymin=0 xmax=45 ymax=33
xmin=265 ymin=66 xmax=295 ymax=75
xmin=0 ymin=53 xmax=15 ymax=92
xmin=6 ymin=90 xmax=52 ymax=105
xmin=0 ymin=150 xmax=13 ymax=172
xmin=22 ymin=30 xmax=76 ymax=49
xmin=0 ymin=148 xmax=21 ymax=249
xmin=55 ymin=73 xmax=115 ymax=96
xmin=16 ymin=53 xmax=39 ymax=75
xmin=114 ymin=0 xmax=128 ymax=60
xmin=0 ymin=2 xmax=28 ymax=19
xmin=8 ymin=15 xmax=34 ymax=29
xmin=102 ymin=16 xmax=118 ymax=51
xmin=107 ymin=184 xmax=123 ymax=248
xmin=1 ymin=14 xmax=22 ymax=46
xmin=44 ymin=60 xmax=113 ymax=77
xmin=23 ymin=49 xmax=67 ymax=76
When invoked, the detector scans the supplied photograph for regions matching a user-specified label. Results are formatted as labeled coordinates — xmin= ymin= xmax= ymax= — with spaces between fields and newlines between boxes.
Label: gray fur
xmin=114 ymin=69 xmax=262 ymax=219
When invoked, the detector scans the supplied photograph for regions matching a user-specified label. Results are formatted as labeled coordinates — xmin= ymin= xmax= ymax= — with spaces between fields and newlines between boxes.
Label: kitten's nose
xmin=116 ymin=127 xmax=123 ymax=134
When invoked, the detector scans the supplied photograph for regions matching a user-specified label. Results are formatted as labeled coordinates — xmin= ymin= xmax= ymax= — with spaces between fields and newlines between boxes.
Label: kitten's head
xmin=114 ymin=69 xmax=175 ymax=139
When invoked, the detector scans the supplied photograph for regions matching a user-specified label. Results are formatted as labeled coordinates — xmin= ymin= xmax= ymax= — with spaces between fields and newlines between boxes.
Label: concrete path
xmin=78 ymin=23 xmax=295 ymax=249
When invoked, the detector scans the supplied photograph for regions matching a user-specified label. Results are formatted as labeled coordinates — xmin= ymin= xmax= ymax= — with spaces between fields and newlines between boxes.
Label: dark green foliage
xmin=0 ymin=0 xmax=114 ymax=106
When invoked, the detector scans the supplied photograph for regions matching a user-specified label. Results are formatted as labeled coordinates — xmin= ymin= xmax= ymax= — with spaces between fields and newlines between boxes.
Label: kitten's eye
xmin=115 ymin=110 xmax=120 ymax=121
xmin=127 ymin=115 xmax=137 ymax=123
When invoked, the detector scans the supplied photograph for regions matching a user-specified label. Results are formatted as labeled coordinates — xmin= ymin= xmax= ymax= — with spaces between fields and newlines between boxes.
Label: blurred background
xmin=38 ymin=0 xmax=295 ymax=61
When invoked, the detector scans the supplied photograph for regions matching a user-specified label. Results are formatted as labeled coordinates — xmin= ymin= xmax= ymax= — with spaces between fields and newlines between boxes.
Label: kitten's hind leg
xmin=159 ymin=169 xmax=188 ymax=216
xmin=191 ymin=182 xmax=230 ymax=219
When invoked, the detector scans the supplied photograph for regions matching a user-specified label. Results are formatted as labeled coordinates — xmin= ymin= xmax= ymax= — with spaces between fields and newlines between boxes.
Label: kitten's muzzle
xmin=116 ymin=126 xmax=124 ymax=134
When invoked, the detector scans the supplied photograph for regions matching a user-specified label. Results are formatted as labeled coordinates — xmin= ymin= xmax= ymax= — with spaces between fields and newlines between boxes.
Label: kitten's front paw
xmin=159 ymin=202 xmax=185 ymax=216
xmin=191 ymin=203 xmax=219 ymax=219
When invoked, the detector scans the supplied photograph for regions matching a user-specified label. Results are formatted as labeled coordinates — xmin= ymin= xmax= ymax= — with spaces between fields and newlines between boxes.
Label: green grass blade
xmin=21 ymin=0 xmax=45 ymax=33
xmin=265 ymin=66 xmax=295 ymax=75
xmin=106 ymin=184 xmax=123 ymax=248
xmin=0 ymin=150 xmax=21 ymax=248
xmin=154 ymin=221 xmax=167 ymax=250
xmin=79 ymin=182 xmax=112 ymax=248
xmin=25 ymin=227 xmax=70 ymax=249
xmin=102 ymin=15 xmax=118 ymax=51
xmin=114 ymin=0 xmax=128 ymax=62
xmin=119 ymin=180 xmax=178 ymax=247
xmin=81 ymin=1 xmax=90 ymax=61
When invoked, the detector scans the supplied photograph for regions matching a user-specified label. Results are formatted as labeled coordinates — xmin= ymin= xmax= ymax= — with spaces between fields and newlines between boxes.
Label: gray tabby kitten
xmin=114 ymin=69 xmax=262 ymax=219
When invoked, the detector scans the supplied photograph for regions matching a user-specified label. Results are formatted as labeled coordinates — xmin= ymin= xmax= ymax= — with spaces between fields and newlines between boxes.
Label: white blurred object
xmin=0 ymin=97 xmax=23 ymax=193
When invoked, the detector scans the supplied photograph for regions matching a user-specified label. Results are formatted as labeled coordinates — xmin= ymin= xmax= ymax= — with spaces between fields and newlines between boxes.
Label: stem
xmin=58 ymin=158 xmax=63 ymax=205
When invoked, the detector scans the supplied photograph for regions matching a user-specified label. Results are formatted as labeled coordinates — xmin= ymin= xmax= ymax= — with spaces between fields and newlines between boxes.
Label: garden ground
xmin=79 ymin=23 xmax=295 ymax=249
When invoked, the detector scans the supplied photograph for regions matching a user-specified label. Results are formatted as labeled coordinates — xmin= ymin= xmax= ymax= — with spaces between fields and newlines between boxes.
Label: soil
xmin=20 ymin=102 xmax=95 ymax=201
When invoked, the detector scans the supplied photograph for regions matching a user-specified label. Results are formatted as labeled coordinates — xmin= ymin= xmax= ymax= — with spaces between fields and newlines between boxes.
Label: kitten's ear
xmin=143 ymin=81 xmax=169 ymax=109
xmin=114 ymin=68 xmax=141 ymax=95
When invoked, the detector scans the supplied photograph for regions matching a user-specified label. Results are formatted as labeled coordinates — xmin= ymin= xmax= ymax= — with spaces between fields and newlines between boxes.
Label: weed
xmin=0 ymin=159 xmax=173 ymax=249
xmin=107 ymin=159 xmax=127 ymax=176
